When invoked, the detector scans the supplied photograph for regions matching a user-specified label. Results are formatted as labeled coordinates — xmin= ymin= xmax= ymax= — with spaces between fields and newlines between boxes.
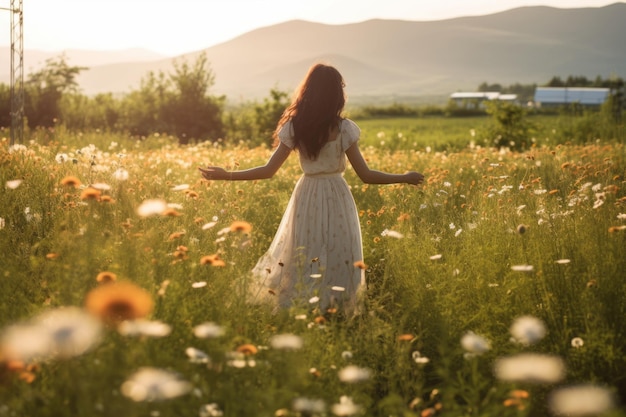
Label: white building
xmin=450 ymin=92 xmax=518 ymax=109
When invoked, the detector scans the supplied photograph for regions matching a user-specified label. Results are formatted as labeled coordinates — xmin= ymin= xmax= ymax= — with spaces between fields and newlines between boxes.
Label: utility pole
xmin=2 ymin=0 xmax=24 ymax=145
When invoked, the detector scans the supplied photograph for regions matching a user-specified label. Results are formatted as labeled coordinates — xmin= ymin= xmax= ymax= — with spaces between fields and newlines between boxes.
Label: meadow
xmin=0 ymin=115 xmax=625 ymax=417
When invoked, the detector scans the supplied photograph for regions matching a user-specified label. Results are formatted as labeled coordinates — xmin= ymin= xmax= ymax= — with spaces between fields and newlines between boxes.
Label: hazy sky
xmin=0 ymin=0 xmax=621 ymax=56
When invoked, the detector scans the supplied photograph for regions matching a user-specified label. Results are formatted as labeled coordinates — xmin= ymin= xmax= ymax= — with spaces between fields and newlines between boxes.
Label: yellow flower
xmin=85 ymin=282 xmax=154 ymax=324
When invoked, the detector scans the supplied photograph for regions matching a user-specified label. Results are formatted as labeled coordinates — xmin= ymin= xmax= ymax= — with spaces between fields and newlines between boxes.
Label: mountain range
xmin=1 ymin=3 xmax=625 ymax=103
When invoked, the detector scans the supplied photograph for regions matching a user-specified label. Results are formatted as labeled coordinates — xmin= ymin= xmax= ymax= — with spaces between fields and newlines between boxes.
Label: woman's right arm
xmin=346 ymin=142 xmax=424 ymax=185
xmin=199 ymin=142 xmax=292 ymax=181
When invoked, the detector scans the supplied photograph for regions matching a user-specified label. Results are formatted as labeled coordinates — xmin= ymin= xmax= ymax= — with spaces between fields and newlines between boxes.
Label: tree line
xmin=0 ymin=53 xmax=623 ymax=146
xmin=0 ymin=53 xmax=288 ymax=146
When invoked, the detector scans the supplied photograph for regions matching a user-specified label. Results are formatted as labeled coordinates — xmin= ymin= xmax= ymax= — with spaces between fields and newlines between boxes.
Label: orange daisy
xmin=353 ymin=260 xmax=368 ymax=270
xmin=236 ymin=344 xmax=258 ymax=355
xmin=229 ymin=221 xmax=253 ymax=234
xmin=200 ymin=254 xmax=226 ymax=267
xmin=96 ymin=271 xmax=118 ymax=284
xmin=84 ymin=281 xmax=154 ymax=324
xmin=60 ymin=176 xmax=82 ymax=188
xmin=80 ymin=187 xmax=101 ymax=201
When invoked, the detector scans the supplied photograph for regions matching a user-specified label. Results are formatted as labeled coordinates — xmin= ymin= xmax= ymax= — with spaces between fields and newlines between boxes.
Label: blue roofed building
xmin=534 ymin=87 xmax=610 ymax=107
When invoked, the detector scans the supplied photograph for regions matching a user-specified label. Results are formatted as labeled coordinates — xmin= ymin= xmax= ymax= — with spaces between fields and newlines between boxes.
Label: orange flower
xmin=60 ymin=176 xmax=81 ymax=188
xmin=200 ymin=254 xmax=226 ymax=267
xmin=229 ymin=221 xmax=252 ymax=233
xmin=80 ymin=187 xmax=101 ymax=201
xmin=236 ymin=343 xmax=258 ymax=355
xmin=84 ymin=281 xmax=154 ymax=324
xmin=162 ymin=208 xmax=181 ymax=217
xmin=353 ymin=260 xmax=368 ymax=270
xmin=168 ymin=231 xmax=185 ymax=240
xmin=185 ymin=190 xmax=199 ymax=199
xmin=99 ymin=195 xmax=115 ymax=203
xmin=397 ymin=334 xmax=414 ymax=342
xmin=397 ymin=213 xmax=411 ymax=222
xmin=45 ymin=253 xmax=59 ymax=260
xmin=96 ymin=271 xmax=118 ymax=283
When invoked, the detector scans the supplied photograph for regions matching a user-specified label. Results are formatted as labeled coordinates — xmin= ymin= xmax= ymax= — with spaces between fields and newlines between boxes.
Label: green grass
xmin=1 ymin=117 xmax=625 ymax=417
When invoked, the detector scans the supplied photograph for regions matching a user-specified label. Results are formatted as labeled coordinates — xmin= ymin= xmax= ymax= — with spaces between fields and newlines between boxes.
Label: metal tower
xmin=2 ymin=0 xmax=24 ymax=145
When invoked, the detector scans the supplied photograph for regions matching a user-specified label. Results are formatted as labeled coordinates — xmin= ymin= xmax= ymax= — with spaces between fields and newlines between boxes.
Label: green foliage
xmin=25 ymin=55 xmax=87 ymax=128
xmin=1 ymin=123 xmax=626 ymax=416
xmin=484 ymin=101 xmax=533 ymax=150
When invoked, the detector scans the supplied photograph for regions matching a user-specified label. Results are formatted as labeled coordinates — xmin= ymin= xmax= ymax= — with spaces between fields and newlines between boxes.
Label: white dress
xmin=250 ymin=118 xmax=365 ymax=312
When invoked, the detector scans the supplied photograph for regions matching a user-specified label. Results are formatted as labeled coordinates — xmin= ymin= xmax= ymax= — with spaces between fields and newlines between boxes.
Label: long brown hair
xmin=274 ymin=63 xmax=346 ymax=160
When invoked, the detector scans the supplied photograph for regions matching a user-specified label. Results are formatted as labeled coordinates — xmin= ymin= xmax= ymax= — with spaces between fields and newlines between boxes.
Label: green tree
xmin=161 ymin=53 xmax=224 ymax=144
xmin=119 ymin=70 xmax=169 ymax=137
xmin=25 ymin=54 xmax=87 ymax=128
xmin=485 ymin=101 xmax=532 ymax=150
xmin=253 ymin=88 xmax=290 ymax=146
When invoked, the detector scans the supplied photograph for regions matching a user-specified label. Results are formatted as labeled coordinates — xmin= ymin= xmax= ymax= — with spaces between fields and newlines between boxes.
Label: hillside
xmin=3 ymin=3 xmax=625 ymax=101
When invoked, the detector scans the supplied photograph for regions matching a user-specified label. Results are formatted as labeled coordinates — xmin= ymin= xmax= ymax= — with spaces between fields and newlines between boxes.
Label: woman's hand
xmin=405 ymin=171 xmax=425 ymax=185
xmin=199 ymin=166 xmax=229 ymax=180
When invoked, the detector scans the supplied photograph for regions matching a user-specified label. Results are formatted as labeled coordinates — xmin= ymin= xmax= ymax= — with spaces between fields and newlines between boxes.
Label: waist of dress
xmin=303 ymin=172 xmax=343 ymax=178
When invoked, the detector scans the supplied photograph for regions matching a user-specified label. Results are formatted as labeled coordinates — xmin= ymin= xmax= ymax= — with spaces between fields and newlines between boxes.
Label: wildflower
xmin=113 ymin=168 xmax=129 ymax=181
xmin=118 ymin=319 xmax=172 ymax=338
xmin=555 ymin=259 xmax=571 ymax=264
xmin=236 ymin=343 xmax=258 ymax=355
xmin=571 ymin=337 xmax=584 ymax=348
xmin=309 ymin=296 xmax=320 ymax=304
xmin=84 ymin=282 xmax=154 ymax=324
xmin=397 ymin=334 xmax=414 ymax=342
xmin=461 ymin=331 xmax=491 ymax=355
xmin=338 ymin=365 xmax=371 ymax=383
xmin=202 ymin=221 xmax=217 ymax=230
xmin=270 ymin=334 xmax=303 ymax=350
xmin=192 ymin=281 xmax=207 ymax=288
xmin=55 ymin=153 xmax=70 ymax=163
xmin=381 ymin=229 xmax=404 ymax=239
xmin=429 ymin=254 xmax=442 ymax=260
xmin=310 ymin=273 xmax=323 ymax=278
xmin=516 ymin=224 xmax=527 ymax=234
xmin=511 ymin=264 xmax=534 ymax=272
xmin=172 ymin=184 xmax=189 ymax=191
xmin=548 ymin=385 xmax=615 ymax=416
xmin=0 ymin=218 xmax=5 ymax=230
xmin=332 ymin=396 xmax=362 ymax=416
xmin=136 ymin=199 xmax=167 ymax=217
xmin=80 ymin=187 xmax=101 ymax=201
xmin=167 ymin=231 xmax=185 ymax=240
xmin=412 ymin=351 xmax=430 ymax=365
xmin=162 ymin=208 xmax=182 ymax=217
xmin=199 ymin=403 xmax=223 ymax=417
xmin=193 ymin=322 xmax=225 ymax=339
xmin=618 ymin=213 xmax=626 ymax=220
xmin=494 ymin=353 xmax=565 ymax=383
xmin=185 ymin=347 xmax=210 ymax=364
xmin=6 ymin=179 xmax=22 ymax=189
xmin=45 ymin=253 xmax=59 ymax=260
xmin=96 ymin=271 xmax=117 ymax=284
xmin=1 ymin=307 xmax=102 ymax=362
xmin=353 ymin=260 xmax=367 ymax=270
xmin=293 ymin=397 xmax=326 ymax=415
xmin=200 ymin=254 xmax=226 ymax=267
xmin=120 ymin=367 xmax=192 ymax=402
xmin=341 ymin=350 xmax=353 ymax=360
xmin=609 ymin=225 xmax=626 ymax=232
xmin=510 ymin=315 xmax=546 ymax=345
xmin=229 ymin=221 xmax=252 ymax=233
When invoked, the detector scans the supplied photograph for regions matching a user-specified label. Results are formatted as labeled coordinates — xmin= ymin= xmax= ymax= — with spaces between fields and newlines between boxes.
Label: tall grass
xmin=0 ymin=118 xmax=625 ymax=417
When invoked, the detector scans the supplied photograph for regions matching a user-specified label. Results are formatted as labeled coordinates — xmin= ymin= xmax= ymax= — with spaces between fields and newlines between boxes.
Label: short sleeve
xmin=340 ymin=119 xmax=360 ymax=151
xmin=278 ymin=120 xmax=295 ymax=149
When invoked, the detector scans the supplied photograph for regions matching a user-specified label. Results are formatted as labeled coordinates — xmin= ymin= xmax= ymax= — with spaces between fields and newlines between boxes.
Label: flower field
xmin=1 ymin=120 xmax=625 ymax=417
